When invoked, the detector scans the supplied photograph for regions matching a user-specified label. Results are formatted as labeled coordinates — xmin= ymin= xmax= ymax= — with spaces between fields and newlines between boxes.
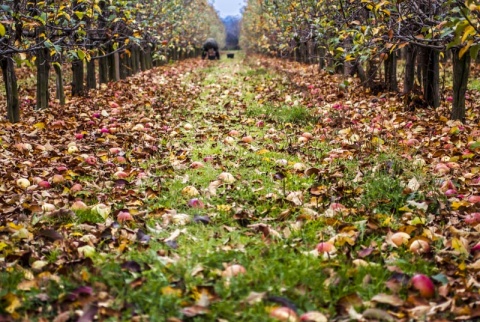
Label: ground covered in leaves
xmin=1 ymin=53 xmax=480 ymax=321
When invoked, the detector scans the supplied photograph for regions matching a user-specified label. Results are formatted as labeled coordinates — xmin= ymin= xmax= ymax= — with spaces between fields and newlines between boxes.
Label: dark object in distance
xmin=227 ymin=53 xmax=234 ymax=59
xmin=202 ymin=38 xmax=220 ymax=60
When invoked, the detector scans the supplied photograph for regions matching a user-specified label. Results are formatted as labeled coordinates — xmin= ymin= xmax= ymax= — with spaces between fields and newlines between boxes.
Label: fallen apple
xmin=222 ymin=264 xmax=246 ymax=278
xmin=52 ymin=174 xmax=65 ymax=184
xmin=187 ymin=198 xmax=205 ymax=209
xmin=468 ymin=195 xmax=480 ymax=203
xmin=316 ymin=242 xmax=335 ymax=253
xmin=409 ymin=240 xmax=430 ymax=254
xmin=38 ymin=180 xmax=51 ymax=189
xmin=224 ymin=136 xmax=235 ymax=144
xmin=114 ymin=171 xmax=128 ymax=179
xmin=300 ymin=311 xmax=327 ymax=322
xmin=71 ymin=200 xmax=89 ymax=211
xmin=301 ymin=132 xmax=313 ymax=140
xmin=270 ymin=307 xmax=298 ymax=322
xmin=67 ymin=146 xmax=79 ymax=154
xmin=190 ymin=161 xmax=204 ymax=169
xmin=298 ymin=136 xmax=309 ymax=143
xmin=390 ymin=232 xmax=411 ymax=246
xmin=203 ymin=156 xmax=214 ymax=163
xmin=117 ymin=211 xmax=133 ymax=222
xmin=182 ymin=185 xmax=200 ymax=197
xmin=16 ymin=178 xmax=31 ymax=189
xmin=411 ymin=274 xmax=435 ymax=298
xmin=218 ymin=172 xmax=236 ymax=183
xmin=70 ymin=183 xmax=83 ymax=193
xmin=109 ymin=147 xmax=122 ymax=154
xmin=242 ymin=135 xmax=254 ymax=143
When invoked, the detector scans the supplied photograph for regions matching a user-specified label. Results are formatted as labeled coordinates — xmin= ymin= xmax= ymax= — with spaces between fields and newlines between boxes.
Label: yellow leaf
xmin=0 ymin=242 xmax=7 ymax=251
xmin=8 ymin=222 xmax=23 ymax=230
xmin=4 ymin=293 xmax=21 ymax=314
xmin=398 ymin=206 xmax=412 ymax=212
xmin=451 ymin=200 xmax=470 ymax=210
xmin=66 ymin=170 xmax=79 ymax=177
xmin=461 ymin=25 xmax=475 ymax=43
xmin=452 ymin=237 xmax=468 ymax=256
xmin=33 ymin=122 xmax=46 ymax=130
xmin=161 ymin=286 xmax=182 ymax=297
xmin=459 ymin=40 xmax=473 ymax=58
xmin=372 ymin=137 xmax=384 ymax=145
xmin=256 ymin=149 xmax=269 ymax=155
xmin=81 ymin=269 xmax=90 ymax=281
xmin=0 ymin=23 xmax=6 ymax=37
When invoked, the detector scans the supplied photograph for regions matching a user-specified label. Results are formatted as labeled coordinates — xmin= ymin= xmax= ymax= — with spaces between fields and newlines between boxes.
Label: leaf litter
xmin=0 ymin=54 xmax=479 ymax=320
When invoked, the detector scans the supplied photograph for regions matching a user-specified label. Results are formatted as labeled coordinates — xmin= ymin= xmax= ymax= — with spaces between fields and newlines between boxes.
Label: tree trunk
xmin=404 ymin=44 xmax=417 ymax=94
xmin=86 ymin=59 xmax=96 ymax=90
xmin=120 ymin=52 xmax=129 ymax=79
xmin=1 ymin=56 xmax=20 ymax=122
xmin=352 ymin=60 xmax=367 ymax=84
xmin=451 ymin=47 xmax=470 ymax=121
xmin=53 ymin=63 xmax=65 ymax=106
xmin=366 ymin=59 xmax=379 ymax=89
xmin=416 ymin=49 xmax=423 ymax=91
xmin=36 ymin=47 xmax=50 ymax=109
xmin=114 ymin=52 xmax=120 ymax=80
xmin=140 ymin=46 xmax=147 ymax=71
xmin=99 ymin=50 xmax=109 ymax=83
xmin=108 ymin=44 xmax=116 ymax=81
xmin=132 ymin=46 xmax=139 ymax=74
xmin=71 ymin=59 xmax=84 ymax=96
xmin=422 ymin=47 xmax=440 ymax=108
xmin=145 ymin=45 xmax=152 ymax=69
xmin=384 ymin=51 xmax=398 ymax=91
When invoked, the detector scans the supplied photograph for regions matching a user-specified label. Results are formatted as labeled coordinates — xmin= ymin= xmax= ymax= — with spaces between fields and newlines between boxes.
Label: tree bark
xmin=366 ymin=59 xmax=379 ymax=89
xmin=114 ymin=52 xmax=120 ymax=80
xmin=53 ymin=63 xmax=65 ymax=105
xmin=318 ymin=47 xmax=325 ymax=71
xmin=132 ymin=45 xmax=140 ymax=74
xmin=99 ymin=49 xmax=109 ymax=83
xmin=86 ymin=58 xmax=96 ymax=91
xmin=120 ymin=52 xmax=129 ymax=79
xmin=421 ymin=47 xmax=440 ymax=108
xmin=451 ymin=47 xmax=470 ymax=121
xmin=71 ymin=59 xmax=84 ymax=96
xmin=140 ymin=46 xmax=147 ymax=71
xmin=403 ymin=44 xmax=417 ymax=94
xmin=36 ymin=47 xmax=50 ymax=109
xmin=108 ymin=44 xmax=117 ymax=81
xmin=384 ymin=51 xmax=398 ymax=91
xmin=1 ymin=56 xmax=20 ymax=122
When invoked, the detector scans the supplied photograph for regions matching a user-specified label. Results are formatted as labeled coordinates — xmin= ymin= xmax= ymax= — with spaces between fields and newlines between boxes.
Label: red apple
xmin=411 ymin=274 xmax=435 ymax=298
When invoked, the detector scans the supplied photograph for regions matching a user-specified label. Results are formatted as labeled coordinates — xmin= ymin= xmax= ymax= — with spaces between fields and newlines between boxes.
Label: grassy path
xmin=1 ymin=53 xmax=479 ymax=321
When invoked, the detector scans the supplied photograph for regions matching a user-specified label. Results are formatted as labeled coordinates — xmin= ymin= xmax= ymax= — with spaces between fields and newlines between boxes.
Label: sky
xmin=208 ymin=0 xmax=246 ymax=18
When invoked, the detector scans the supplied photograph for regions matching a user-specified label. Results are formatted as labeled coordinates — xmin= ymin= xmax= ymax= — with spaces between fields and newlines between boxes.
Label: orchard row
xmin=241 ymin=0 xmax=480 ymax=121
xmin=0 ymin=0 xmax=224 ymax=122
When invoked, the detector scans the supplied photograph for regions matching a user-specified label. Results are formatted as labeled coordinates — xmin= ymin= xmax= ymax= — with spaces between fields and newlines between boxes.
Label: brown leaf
xmin=371 ymin=293 xmax=404 ymax=306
